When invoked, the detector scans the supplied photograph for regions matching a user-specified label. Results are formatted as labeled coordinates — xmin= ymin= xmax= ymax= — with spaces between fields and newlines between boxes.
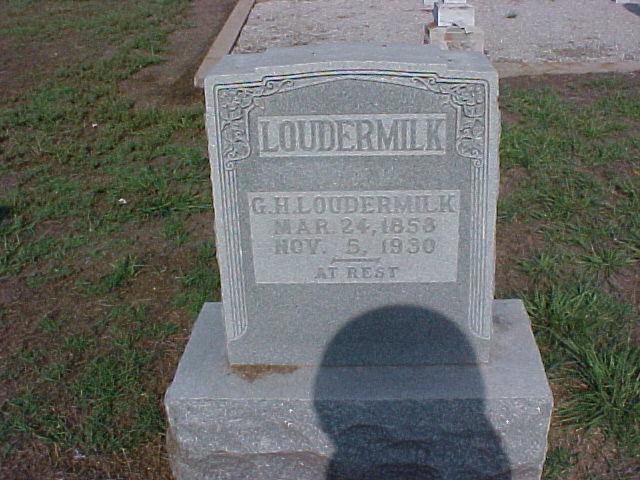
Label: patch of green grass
xmin=0 ymin=0 xmax=210 ymax=470
xmin=501 ymin=77 xmax=640 ymax=457
xmin=72 ymin=348 xmax=163 ymax=452
xmin=0 ymin=391 xmax=73 ymax=447
xmin=500 ymin=81 xmax=640 ymax=234
xmin=63 ymin=333 xmax=94 ymax=353
xmin=163 ymin=215 xmax=190 ymax=246
xmin=83 ymin=254 xmax=143 ymax=295
xmin=0 ymin=0 xmax=206 ymax=280
xmin=1 ymin=237 xmax=55 ymax=275
xmin=578 ymin=246 xmax=637 ymax=281
xmin=1 ymin=227 xmax=89 ymax=277
xmin=103 ymin=254 xmax=142 ymax=289
xmin=523 ymin=282 xmax=640 ymax=454
xmin=1 ymin=299 xmax=177 ymax=456
xmin=525 ymin=285 xmax=634 ymax=365
xmin=543 ymin=446 xmax=573 ymax=480
xmin=174 ymin=241 xmax=220 ymax=315
xmin=108 ymin=304 xmax=178 ymax=343
xmin=25 ymin=263 xmax=76 ymax=289
xmin=1 ymin=345 xmax=163 ymax=454
xmin=41 ymin=361 xmax=70 ymax=383
xmin=525 ymin=285 xmax=640 ymax=449
xmin=37 ymin=315 xmax=63 ymax=335
xmin=120 ymin=164 xmax=208 ymax=217
xmin=557 ymin=339 xmax=640 ymax=446
xmin=498 ymin=81 xmax=640 ymax=454
xmin=519 ymin=252 xmax=565 ymax=286
xmin=592 ymin=89 xmax=640 ymax=121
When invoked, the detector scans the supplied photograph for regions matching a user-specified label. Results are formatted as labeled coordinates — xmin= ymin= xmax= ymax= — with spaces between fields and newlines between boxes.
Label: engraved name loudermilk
xmin=258 ymin=114 xmax=446 ymax=157
xmin=248 ymin=190 xmax=461 ymax=284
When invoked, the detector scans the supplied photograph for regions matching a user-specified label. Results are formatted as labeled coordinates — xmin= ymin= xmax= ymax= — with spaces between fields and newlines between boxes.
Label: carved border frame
xmin=210 ymin=70 xmax=491 ymax=341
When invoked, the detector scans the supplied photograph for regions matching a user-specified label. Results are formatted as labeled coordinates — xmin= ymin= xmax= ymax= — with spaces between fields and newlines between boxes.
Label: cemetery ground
xmin=0 ymin=1 xmax=638 ymax=479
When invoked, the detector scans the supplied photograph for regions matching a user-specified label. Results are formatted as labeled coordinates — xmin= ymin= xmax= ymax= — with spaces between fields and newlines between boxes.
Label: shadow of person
xmin=624 ymin=4 xmax=640 ymax=17
xmin=313 ymin=305 xmax=512 ymax=480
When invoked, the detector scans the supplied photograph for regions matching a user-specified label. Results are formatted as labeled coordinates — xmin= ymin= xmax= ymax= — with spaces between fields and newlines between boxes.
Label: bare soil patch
xmin=501 ymin=71 xmax=640 ymax=101
xmin=0 ymin=3 xmax=95 ymax=99
xmin=120 ymin=0 xmax=238 ymax=107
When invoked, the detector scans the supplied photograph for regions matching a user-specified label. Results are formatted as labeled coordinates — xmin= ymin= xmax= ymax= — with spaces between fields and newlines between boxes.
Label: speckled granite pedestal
xmin=165 ymin=300 xmax=552 ymax=480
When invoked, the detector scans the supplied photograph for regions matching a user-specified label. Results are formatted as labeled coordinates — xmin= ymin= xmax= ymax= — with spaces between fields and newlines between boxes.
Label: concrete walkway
xmin=233 ymin=0 xmax=640 ymax=75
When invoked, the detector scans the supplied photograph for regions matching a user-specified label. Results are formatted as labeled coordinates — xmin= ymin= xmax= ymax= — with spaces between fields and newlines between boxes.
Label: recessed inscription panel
xmin=258 ymin=114 xmax=446 ymax=157
xmin=248 ymin=190 xmax=460 ymax=284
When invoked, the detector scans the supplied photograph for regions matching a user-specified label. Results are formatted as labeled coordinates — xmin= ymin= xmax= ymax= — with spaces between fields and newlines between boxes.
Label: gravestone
xmin=426 ymin=1 xmax=485 ymax=53
xmin=208 ymin=44 xmax=497 ymax=367
xmin=434 ymin=0 xmax=475 ymax=28
xmin=165 ymin=44 xmax=552 ymax=480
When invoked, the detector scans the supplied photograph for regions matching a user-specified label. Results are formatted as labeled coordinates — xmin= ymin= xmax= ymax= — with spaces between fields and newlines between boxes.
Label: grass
xmin=578 ymin=247 xmax=636 ymax=281
xmin=174 ymin=241 xmax=220 ymax=316
xmin=0 ymin=1 xmax=639 ymax=478
xmin=499 ymin=79 xmax=640 ymax=477
xmin=543 ymin=446 xmax=573 ymax=480
xmin=1 ymin=312 xmax=169 ymax=454
xmin=0 ymin=1 xmax=220 ymax=477
xmin=558 ymin=339 xmax=639 ymax=439
xmin=82 ymin=254 xmax=144 ymax=295
xmin=524 ymin=284 xmax=639 ymax=446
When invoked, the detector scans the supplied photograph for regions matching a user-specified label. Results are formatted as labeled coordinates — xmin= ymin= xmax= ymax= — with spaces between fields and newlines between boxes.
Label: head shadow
xmin=624 ymin=4 xmax=640 ymax=17
xmin=313 ymin=305 xmax=512 ymax=479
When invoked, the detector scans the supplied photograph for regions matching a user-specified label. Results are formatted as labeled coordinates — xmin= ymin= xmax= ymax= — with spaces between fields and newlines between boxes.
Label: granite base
xmin=426 ymin=23 xmax=485 ymax=53
xmin=165 ymin=301 xmax=552 ymax=479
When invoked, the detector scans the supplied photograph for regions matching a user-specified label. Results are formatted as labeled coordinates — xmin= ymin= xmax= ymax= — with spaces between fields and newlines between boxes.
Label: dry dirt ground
xmin=121 ymin=0 xmax=237 ymax=107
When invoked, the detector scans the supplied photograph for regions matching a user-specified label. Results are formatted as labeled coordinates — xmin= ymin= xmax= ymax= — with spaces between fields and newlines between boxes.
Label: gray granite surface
xmin=165 ymin=300 xmax=553 ymax=480
xmin=204 ymin=44 xmax=500 ymax=366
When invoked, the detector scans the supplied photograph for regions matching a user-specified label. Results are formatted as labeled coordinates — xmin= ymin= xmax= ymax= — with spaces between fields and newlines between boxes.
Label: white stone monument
xmin=426 ymin=0 xmax=485 ymax=53
xmin=435 ymin=0 xmax=475 ymax=28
